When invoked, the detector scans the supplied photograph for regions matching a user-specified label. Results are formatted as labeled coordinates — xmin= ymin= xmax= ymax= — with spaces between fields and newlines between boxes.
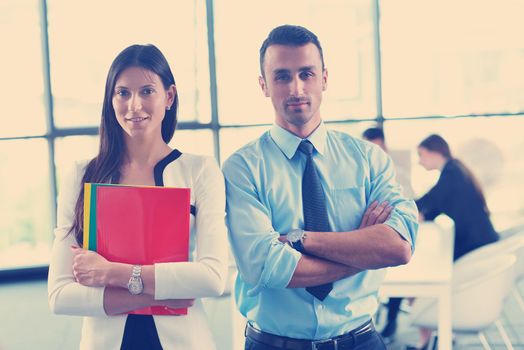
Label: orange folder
xmin=83 ymin=183 xmax=190 ymax=315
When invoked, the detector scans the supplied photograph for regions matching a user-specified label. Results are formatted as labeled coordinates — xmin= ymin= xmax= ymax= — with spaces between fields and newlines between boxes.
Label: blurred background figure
xmin=363 ymin=127 xmax=415 ymax=199
xmin=382 ymin=134 xmax=500 ymax=348
xmin=362 ymin=127 xmax=387 ymax=151
xmin=416 ymin=134 xmax=499 ymax=260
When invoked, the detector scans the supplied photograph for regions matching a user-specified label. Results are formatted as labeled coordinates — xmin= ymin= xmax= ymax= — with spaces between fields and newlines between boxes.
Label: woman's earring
xmin=166 ymin=106 xmax=171 ymax=111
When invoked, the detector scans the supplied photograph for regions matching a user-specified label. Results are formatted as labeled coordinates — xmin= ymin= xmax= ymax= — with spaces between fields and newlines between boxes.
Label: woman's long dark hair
xmin=419 ymin=134 xmax=490 ymax=214
xmin=69 ymin=44 xmax=179 ymax=245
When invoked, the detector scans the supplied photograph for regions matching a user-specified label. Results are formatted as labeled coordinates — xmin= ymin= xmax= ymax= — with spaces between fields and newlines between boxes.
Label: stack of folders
xmin=83 ymin=183 xmax=191 ymax=315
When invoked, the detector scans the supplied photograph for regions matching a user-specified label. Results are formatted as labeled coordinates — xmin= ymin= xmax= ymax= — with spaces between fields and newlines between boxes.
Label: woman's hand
xmin=71 ymin=246 xmax=112 ymax=287
xmin=359 ymin=201 xmax=393 ymax=229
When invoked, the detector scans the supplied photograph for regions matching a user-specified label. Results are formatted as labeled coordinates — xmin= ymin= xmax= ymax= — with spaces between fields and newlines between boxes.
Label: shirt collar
xmin=269 ymin=122 xmax=327 ymax=159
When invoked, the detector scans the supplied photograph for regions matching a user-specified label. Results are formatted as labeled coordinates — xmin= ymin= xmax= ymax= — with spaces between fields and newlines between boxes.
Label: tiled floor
xmin=0 ymin=278 xmax=523 ymax=350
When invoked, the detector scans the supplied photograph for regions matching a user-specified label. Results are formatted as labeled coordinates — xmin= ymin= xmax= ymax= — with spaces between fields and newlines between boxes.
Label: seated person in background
xmin=409 ymin=134 xmax=500 ymax=349
xmin=363 ymin=127 xmax=415 ymax=199
xmin=416 ymin=134 xmax=499 ymax=260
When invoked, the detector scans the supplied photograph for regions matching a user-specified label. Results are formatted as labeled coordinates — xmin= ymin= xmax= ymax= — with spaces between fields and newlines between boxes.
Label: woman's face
xmin=112 ymin=67 xmax=175 ymax=140
xmin=418 ymin=146 xmax=440 ymax=171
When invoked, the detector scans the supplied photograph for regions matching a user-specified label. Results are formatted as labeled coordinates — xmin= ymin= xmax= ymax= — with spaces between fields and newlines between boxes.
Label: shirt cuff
xmin=247 ymin=242 xmax=302 ymax=297
xmin=87 ymin=286 xmax=107 ymax=316
xmin=384 ymin=210 xmax=418 ymax=251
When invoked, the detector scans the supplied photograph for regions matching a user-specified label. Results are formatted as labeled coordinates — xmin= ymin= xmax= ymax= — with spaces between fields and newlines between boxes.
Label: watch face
xmin=287 ymin=229 xmax=303 ymax=243
xmin=128 ymin=277 xmax=143 ymax=295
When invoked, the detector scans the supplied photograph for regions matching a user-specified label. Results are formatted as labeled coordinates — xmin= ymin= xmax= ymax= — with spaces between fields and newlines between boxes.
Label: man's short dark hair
xmin=259 ymin=24 xmax=325 ymax=77
xmin=362 ymin=127 xmax=385 ymax=142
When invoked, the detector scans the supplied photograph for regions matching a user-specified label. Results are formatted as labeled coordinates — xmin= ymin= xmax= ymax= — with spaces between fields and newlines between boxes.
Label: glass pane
xmin=0 ymin=139 xmax=52 ymax=269
xmin=327 ymin=121 xmax=382 ymax=139
xmin=384 ymin=116 xmax=524 ymax=230
xmin=47 ymin=0 xmax=210 ymax=127
xmin=220 ymin=126 xmax=268 ymax=162
xmin=170 ymin=129 xmax=215 ymax=158
xmin=0 ymin=0 xmax=47 ymax=137
xmin=381 ymin=0 xmax=524 ymax=118
xmin=54 ymin=136 xmax=99 ymax=188
xmin=215 ymin=0 xmax=376 ymax=125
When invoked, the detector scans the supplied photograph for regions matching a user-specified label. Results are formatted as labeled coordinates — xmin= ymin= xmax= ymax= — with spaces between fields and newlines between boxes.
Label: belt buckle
xmin=311 ymin=338 xmax=337 ymax=350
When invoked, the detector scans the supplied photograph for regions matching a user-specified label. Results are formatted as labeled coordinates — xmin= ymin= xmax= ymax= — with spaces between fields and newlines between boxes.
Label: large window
xmin=1 ymin=0 xmax=523 ymax=270
xmin=0 ymin=0 xmax=52 ymax=270
xmin=0 ymin=140 xmax=52 ymax=269
xmin=381 ymin=0 xmax=524 ymax=118
xmin=214 ymin=0 xmax=377 ymax=124
xmin=1 ymin=0 xmax=47 ymax=138
xmin=47 ymin=0 xmax=211 ymax=127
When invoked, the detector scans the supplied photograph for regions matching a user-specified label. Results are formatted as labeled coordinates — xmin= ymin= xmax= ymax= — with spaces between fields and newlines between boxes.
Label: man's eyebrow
xmin=299 ymin=66 xmax=316 ymax=71
xmin=272 ymin=66 xmax=317 ymax=74
xmin=272 ymin=68 xmax=290 ymax=74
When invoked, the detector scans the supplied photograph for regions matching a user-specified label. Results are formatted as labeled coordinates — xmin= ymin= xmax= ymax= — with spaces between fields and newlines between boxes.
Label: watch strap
xmin=132 ymin=265 xmax=142 ymax=278
xmin=292 ymin=238 xmax=305 ymax=253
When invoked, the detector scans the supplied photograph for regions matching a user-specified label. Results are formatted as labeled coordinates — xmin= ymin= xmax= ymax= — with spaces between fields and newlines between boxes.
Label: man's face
xmin=259 ymin=43 xmax=327 ymax=134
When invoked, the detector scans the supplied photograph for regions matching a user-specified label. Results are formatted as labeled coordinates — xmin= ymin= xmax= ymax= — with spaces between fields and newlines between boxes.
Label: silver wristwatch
xmin=286 ymin=229 xmax=306 ymax=252
xmin=127 ymin=265 xmax=144 ymax=295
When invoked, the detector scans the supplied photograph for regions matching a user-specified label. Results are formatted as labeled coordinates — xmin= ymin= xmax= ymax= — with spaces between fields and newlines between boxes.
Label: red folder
xmin=83 ymin=183 xmax=190 ymax=315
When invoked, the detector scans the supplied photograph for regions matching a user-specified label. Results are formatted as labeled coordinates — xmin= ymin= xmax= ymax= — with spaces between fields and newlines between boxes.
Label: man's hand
xmin=71 ymin=246 xmax=112 ymax=287
xmin=278 ymin=235 xmax=289 ymax=244
xmin=359 ymin=201 xmax=393 ymax=229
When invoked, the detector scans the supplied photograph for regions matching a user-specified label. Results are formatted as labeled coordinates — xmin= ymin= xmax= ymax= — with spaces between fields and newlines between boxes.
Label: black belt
xmin=245 ymin=320 xmax=376 ymax=350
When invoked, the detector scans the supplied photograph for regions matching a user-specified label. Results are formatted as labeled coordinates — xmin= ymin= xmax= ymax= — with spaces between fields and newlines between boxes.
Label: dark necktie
xmin=298 ymin=140 xmax=333 ymax=301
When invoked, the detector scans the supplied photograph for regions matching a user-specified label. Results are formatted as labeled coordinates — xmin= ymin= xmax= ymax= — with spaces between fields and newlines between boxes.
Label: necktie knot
xmin=298 ymin=140 xmax=314 ymax=156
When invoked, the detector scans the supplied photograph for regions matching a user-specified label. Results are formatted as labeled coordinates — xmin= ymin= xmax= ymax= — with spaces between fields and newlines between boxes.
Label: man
xmin=362 ymin=127 xmax=416 ymax=339
xmin=362 ymin=127 xmax=387 ymax=152
xmin=362 ymin=127 xmax=415 ymax=199
xmin=223 ymin=25 xmax=418 ymax=349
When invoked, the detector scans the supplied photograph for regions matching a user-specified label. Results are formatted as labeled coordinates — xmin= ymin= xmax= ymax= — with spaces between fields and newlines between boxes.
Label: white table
xmin=380 ymin=219 xmax=454 ymax=350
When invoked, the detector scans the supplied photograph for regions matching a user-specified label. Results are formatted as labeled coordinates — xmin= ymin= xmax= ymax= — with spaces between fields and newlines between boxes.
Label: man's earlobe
xmin=259 ymin=76 xmax=270 ymax=97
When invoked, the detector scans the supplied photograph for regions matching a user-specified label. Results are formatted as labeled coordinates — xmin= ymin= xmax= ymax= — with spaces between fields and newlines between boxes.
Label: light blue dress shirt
xmin=222 ymin=123 xmax=418 ymax=340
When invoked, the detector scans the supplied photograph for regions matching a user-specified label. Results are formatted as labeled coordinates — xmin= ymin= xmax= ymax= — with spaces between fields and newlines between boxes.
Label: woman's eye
xmin=142 ymin=88 xmax=154 ymax=95
xmin=116 ymin=90 xmax=129 ymax=97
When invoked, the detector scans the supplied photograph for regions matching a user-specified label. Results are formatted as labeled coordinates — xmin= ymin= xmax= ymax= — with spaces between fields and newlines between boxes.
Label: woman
xmin=381 ymin=134 xmax=499 ymax=345
xmin=416 ymin=134 xmax=498 ymax=260
xmin=48 ymin=44 xmax=228 ymax=349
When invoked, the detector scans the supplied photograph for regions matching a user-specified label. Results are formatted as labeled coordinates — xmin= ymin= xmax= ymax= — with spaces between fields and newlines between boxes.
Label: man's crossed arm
xmin=282 ymin=201 xmax=411 ymax=288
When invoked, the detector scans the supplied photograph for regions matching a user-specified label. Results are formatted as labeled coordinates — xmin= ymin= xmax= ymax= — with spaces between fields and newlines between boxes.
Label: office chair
xmin=410 ymin=254 xmax=517 ymax=350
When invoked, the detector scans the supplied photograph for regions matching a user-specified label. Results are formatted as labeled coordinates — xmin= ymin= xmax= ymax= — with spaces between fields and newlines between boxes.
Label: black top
xmin=416 ymin=159 xmax=498 ymax=260
xmin=121 ymin=149 xmax=183 ymax=350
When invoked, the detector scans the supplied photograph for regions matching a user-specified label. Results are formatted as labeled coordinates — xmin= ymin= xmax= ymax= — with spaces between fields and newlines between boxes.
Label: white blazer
xmin=48 ymin=152 xmax=228 ymax=349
